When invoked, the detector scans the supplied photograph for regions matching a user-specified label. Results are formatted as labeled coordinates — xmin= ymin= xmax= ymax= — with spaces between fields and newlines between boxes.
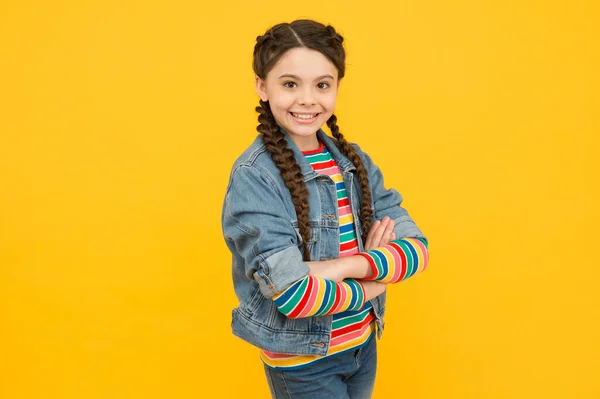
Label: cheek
xmin=323 ymin=92 xmax=337 ymax=111
xmin=267 ymin=89 xmax=295 ymax=110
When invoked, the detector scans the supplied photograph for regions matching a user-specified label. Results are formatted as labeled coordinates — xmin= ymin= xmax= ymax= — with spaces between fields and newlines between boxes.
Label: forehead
xmin=269 ymin=47 xmax=338 ymax=80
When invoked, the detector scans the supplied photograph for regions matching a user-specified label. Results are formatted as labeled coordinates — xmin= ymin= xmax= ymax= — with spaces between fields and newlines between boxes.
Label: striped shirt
xmin=302 ymin=141 xmax=360 ymax=256
xmin=260 ymin=141 xmax=430 ymax=369
xmin=261 ymin=141 xmax=375 ymax=369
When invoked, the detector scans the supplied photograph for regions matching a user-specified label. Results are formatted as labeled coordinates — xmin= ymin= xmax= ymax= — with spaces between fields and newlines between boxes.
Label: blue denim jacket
xmin=221 ymin=129 xmax=426 ymax=356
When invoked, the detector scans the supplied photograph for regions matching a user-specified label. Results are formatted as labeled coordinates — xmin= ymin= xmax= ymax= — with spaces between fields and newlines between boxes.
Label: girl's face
xmin=255 ymin=47 xmax=339 ymax=151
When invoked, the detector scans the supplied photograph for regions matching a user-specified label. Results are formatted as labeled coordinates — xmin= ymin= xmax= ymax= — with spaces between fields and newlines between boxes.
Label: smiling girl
xmin=222 ymin=20 xmax=429 ymax=398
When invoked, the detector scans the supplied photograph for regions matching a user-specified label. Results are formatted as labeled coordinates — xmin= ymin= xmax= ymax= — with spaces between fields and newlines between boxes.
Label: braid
xmin=327 ymin=114 xmax=374 ymax=241
xmin=256 ymin=100 xmax=312 ymax=261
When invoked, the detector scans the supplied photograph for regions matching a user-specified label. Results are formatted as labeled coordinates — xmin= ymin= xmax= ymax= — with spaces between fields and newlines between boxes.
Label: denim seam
xmin=224 ymin=204 xmax=259 ymax=237
xmin=265 ymin=366 xmax=276 ymax=399
xmin=279 ymin=370 xmax=293 ymax=398
xmin=235 ymin=309 xmax=331 ymax=336
xmin=265 ymin=365 xmax=278 ymax=399
xmin=251 ymin=163 xmax=285 ymax=199
xmin=245 ymin=145 xmax=268 ymax=167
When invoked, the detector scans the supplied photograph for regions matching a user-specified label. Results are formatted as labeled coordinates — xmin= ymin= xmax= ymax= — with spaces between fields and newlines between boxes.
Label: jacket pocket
xmin=293 ymin=224 xmax=320 ymax=260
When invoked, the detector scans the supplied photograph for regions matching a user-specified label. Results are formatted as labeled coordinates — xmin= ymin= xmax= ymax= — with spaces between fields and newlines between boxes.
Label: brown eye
xmin=317 ymin=82 xmax=329 ymax=89
xmin=284 ymin=81 xmax=297 ymax=88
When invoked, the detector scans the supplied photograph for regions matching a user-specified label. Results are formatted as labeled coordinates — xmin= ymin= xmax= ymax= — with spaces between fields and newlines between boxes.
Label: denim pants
xmin=264 ymin=334 xmax=377 ymax=399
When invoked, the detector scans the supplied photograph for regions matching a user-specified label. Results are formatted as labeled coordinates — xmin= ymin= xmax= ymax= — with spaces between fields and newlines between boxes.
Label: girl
xmin=221 ymin=19 xmax=429 ymax=399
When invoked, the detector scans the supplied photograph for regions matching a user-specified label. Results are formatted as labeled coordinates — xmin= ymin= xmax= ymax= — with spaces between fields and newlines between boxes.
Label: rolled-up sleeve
xmin=352 ymin=144 xmax=427 ymax=241
xmin=222 ymin=163 xmax=310 ymax=298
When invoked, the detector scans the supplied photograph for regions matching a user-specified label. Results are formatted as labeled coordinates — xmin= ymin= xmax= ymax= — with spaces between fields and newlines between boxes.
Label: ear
xmin=255 ymin=76 xmax=269 ymax=102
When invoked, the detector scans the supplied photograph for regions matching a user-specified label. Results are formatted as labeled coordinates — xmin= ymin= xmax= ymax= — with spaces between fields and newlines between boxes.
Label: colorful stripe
xmin=261 ymin=140 xmax=376 ymax=370
xmin=304 ymin=142 xmax=359 ymax=258
xmin=356 ymin=237 xmax=429 ymax=283
xmin=273 ymin=277 xmax=365 ymax=317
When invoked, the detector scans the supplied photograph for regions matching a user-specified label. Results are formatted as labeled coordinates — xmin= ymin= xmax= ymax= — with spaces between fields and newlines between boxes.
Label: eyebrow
xmin=278 ymin=74 xmax=335 ymax=81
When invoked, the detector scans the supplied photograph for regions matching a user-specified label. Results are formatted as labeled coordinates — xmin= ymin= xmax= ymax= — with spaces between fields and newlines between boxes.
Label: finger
xmin=365 ymin=219 xmax=380 ymax=249
xmin=381 ymin=219 xmax=395 ymax=245
xmin=366 ymin=220 xmax=383 ymax=250
xmin=370 ymin=216 xmax=390 ymax=248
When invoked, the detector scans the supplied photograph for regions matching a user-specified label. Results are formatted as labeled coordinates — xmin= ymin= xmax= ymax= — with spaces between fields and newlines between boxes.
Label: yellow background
xmin=1 ymin=1 xmax=599 ymax=398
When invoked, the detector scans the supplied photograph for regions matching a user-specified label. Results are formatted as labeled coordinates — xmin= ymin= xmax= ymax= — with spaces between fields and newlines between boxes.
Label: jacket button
xmin=309 ymin=342 xmax=325 ymax=348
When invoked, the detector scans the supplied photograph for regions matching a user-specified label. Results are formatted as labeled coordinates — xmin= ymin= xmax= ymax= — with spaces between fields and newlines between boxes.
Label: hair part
xmin=253 ymin=20 xmax=373 ymax=260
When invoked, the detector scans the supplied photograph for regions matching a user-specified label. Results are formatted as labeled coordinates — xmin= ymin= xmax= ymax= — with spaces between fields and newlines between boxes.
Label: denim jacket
xmin=221 ymin=129 xmax=426 ymax=356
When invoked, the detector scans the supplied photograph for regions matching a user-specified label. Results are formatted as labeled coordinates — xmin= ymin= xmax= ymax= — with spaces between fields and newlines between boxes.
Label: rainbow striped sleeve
xmin=272 ymin=277 xmax=366 ymax=318
xmin=356 ymin=237 xmax=429 ymax=284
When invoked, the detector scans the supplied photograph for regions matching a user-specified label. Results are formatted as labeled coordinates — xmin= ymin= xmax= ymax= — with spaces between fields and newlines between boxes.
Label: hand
xmin=364 ymin=217 xmax=395 ymax=251
xmin=362 ymin=281 xmax=387 ymax=301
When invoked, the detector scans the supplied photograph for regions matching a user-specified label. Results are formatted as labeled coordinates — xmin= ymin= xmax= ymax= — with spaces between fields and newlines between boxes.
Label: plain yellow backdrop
xmin=1 ymin=1 xmax=599 ymax=398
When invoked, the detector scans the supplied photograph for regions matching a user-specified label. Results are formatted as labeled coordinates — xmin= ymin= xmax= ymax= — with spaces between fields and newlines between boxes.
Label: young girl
xmin=221 ymin=19 xmax=429 ymax=399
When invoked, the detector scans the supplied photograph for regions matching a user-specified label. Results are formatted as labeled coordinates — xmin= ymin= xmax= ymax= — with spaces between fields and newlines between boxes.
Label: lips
xmin=290 ymin=112 xmax=320 ymax=119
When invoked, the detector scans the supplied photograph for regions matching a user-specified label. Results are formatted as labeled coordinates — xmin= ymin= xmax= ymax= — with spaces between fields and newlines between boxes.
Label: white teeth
xmin=292 ymin=113 xmax=318 ymax=119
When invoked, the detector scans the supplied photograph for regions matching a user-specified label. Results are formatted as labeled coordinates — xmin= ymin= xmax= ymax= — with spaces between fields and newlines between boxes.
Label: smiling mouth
xmin=290 ymin=112 xmax=320 ymax=119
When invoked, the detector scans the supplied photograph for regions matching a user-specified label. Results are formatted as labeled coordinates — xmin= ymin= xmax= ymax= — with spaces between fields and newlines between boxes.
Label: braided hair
xmin=253 ymin=20 xmax=374 ymax=260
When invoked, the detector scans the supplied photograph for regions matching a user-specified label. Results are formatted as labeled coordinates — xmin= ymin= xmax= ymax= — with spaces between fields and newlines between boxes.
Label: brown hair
xmin=253 ymin=20 xmax=373 ymax=260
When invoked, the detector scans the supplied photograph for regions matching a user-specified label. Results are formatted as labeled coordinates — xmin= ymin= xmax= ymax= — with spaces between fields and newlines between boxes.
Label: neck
xmin=287 ymin=133 xmax=320 ymax=152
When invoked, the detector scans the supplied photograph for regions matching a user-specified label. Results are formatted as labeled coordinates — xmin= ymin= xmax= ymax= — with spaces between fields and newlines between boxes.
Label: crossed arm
xmin=272 ymin=217 xmax=429 ymax=318
xmin=223 ymin=151 xmax=428 ymax=319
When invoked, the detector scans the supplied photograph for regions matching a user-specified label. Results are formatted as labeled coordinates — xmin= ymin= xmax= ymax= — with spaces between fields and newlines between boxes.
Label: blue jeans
xmin=264 ymin=334 xmax=377 ymax=399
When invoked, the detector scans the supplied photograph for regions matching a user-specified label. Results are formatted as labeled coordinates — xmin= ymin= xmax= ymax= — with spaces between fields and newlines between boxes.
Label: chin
xmin=287 ymin=126 xmax=321 ymax=137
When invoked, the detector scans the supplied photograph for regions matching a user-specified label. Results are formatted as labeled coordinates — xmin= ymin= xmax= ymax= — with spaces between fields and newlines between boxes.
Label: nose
xmin=298 ymin=87 xmax=316 ymax=106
